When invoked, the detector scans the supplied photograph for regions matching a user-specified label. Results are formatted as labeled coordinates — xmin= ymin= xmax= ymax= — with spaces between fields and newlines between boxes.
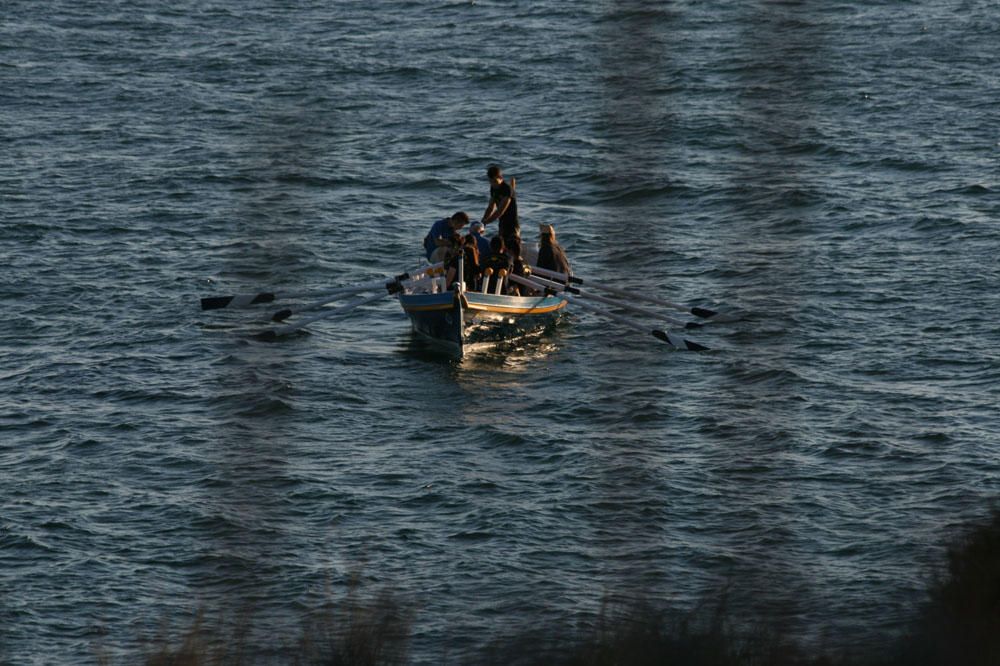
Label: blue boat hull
xmin=398 ymin=291 xmax=567 ymax=357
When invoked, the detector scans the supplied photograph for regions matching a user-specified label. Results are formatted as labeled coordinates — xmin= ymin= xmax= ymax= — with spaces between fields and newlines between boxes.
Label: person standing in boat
xmin=481 ymin=164 xmax=519 ymax=245
xmin=424 ymin=211 xmax=469 ymax=263
xmin=536 ymin=223 xmax=572 ymax=276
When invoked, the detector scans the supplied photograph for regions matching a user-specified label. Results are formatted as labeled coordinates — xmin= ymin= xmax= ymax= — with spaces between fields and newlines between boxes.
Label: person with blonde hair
xmin=536 ymin=223 xmax=571 ymax=276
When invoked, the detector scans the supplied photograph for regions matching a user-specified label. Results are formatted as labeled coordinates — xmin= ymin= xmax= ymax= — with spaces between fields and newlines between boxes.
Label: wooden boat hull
xmin=398 ymin=291 xmax=568 ymax=357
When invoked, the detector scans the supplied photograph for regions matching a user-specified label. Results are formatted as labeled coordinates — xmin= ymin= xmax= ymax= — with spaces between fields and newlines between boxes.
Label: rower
xmin=536 ymin=223 xmax=571 ymax=276
xmin=480 ymin=236 xmax=512 ymax=294
xmin=424 ymin=211 xmax=469 ymax=263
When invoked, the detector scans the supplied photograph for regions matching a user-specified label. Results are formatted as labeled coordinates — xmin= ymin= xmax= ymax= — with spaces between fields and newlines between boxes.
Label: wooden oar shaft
xmin=528 ymin=265 xmax=582 ymax=284
xmin=202 ymin=263 xmax=437 ymax=311
xmin=568 ymin=296 xmax=707 ymax=351
xmin=520 ymin=274 xmax=696 ymax=328
xmin=265 ymin=292 xmax=388 ymax=338
xmin=569 ymin=296 xmax=646 ymax=333
xmin=518 ymin=276 xmax=707 ymax=351
xmin=527 ymin=264 xmax=717 ymax=319
xmin=574 ymin=289 xmax=692 ymax=328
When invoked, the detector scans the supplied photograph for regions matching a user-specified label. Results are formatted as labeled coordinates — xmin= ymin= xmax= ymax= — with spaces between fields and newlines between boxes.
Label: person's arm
xmin=491 ymin=194 xmax=511 ymax=222
xmin=483 ymin=182 xmax=513 ymax=224
xmin=481 ymin=199 xmax=496 ymax=225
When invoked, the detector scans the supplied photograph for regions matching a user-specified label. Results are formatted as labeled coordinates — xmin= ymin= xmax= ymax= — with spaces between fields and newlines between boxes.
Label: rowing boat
xmin=199 ymin=258 xmax=716 ymax=352
xmin=396 ymin=266 xmax=567 ymax=358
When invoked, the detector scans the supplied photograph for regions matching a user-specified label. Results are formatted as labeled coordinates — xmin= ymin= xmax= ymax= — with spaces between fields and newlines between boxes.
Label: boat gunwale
xmin=398 ymin=290 xmax=568 ymax=315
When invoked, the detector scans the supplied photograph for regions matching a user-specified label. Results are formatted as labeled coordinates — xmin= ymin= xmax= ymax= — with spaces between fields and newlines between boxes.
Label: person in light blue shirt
xmin=469 ymin=220 xmax=491 ymax=260
xmin=423 ymin=211 xmax=469 ymax=261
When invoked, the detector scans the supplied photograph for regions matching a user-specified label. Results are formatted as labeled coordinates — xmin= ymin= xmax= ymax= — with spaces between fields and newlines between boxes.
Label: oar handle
xmin=522 ymin=273 xmax=580 ymax=294
xmin=528 ymin=265 xmax=582 ymax=284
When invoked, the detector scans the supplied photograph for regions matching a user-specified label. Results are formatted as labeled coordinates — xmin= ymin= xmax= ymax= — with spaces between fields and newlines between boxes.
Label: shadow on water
xmin=592 ymin=2 xmax=680 ymax=255
xmin=578 ymin=0 xmax=688 ymax=605
xmin=131 ymin=504 xmax=1000 ymax=663
xmin=393 ymin=319 xmax=567 ymax=375
xmin=700 ymin=2 xmax=830 ymax=637
xmin=195 ymin=101 xmax=342 ymax=641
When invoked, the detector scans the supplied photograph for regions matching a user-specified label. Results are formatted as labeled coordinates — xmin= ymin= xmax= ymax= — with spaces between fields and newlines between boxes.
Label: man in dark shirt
xmin=481 ymin=164 xmax=519 ymax=244
xmin=536 ymin=223 xmax=572 ymax=276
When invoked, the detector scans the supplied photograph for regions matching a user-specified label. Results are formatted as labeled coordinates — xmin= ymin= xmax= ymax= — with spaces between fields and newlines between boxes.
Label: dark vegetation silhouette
xmin=112 ymin=507 xmax=1000 ymax=665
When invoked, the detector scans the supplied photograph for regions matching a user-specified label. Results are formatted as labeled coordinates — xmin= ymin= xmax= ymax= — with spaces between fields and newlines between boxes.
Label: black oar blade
xmin=201 ymin=292 xmax=276 ymax=311
xmin=271 ymin=308 xmax=293 ymax=322
xmin=690 ymin=306 xmax=718 ymax=319
xmin=201 ymin=296 xmax=233 ymax=310
xmin=683 ymin=321 xmax=704 ymax=330
xmin=651 ymin=329 xmax=709 ymax=351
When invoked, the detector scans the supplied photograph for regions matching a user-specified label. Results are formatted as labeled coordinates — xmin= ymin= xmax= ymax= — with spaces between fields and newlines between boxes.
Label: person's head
xmin=470 ymin=221 xmax=485 ymax=236
xmin=450 ymin=211 xmax=469 ymax=230
xmin=463 ymin=234 xmax=479 ymax=263
xmin=444 ymin=233 xmax=462 ymax=261
xmin=486 ymin=164 xmax=502 ymax=183
xmin=490 ymin=235 xmax=505 ymax=254
xmin=539 ymin=223 xmax=556 ymax=245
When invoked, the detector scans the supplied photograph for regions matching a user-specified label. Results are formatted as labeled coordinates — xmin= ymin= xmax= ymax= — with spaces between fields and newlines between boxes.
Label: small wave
xmin=0 ymin=528 xmax=57 ymax=554
xmin=910 ymin=216 xmax=968 ymax=232
xmin=231 ymin=397 xmax=295 ymax=417
xmin=873 ymin=156 xmax=940 ymax=172
xmin=448 ymin=530 xmax=494 ymax=541
xmin=273 ymin=173 xmax=357 ymax=188
xmin=950 ymin=184 xmax=991 ymax=196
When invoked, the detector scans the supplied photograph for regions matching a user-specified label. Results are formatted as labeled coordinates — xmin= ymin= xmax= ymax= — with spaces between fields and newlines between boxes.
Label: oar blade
xmin=200 ymin=292 xmax=276 ymax=310
xmin=690 ymin=306 xmax=718 ymax=319
xmin=200 ymin=296 xmax=233 ymax=311
xmin=651 ymin=329 xmax=709 ymax=351
xmin=271 ymin=308 xmax=293 ymax=323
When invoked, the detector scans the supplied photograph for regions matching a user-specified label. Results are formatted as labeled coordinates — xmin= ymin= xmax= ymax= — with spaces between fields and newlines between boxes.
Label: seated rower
xmin=424 ymin=211 xmax=469 ymax=263
xmin=445 ymin=234 xmax=480 ymax=291
xmin=480 ymin=236 xmax=512 ymax=294
xmin=505 ymin=236 xmax=533 ymax=296
xmin=469 ymin=220 xmax=491 ymax=261
xmin=536 ymin=223 xmax=571 ymax=276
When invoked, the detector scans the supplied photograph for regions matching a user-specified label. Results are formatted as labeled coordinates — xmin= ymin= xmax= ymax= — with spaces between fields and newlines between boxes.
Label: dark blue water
xmin=2 ymin=1 xmax=999 ymax=663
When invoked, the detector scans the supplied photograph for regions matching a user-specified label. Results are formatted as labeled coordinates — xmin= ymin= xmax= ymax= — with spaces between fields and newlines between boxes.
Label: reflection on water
xmin=395 ymin=321 xmax=566 ymax=374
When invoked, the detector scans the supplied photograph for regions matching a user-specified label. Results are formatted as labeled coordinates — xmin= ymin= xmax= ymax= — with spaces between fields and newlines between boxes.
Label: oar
xmin=511 ymin=274 xmax=707 ymax=350
xmin=271 ymin=282 xmax=388 ymax=322
xmin=200 ymin=264 xmax=431 ymax=311
xmin=258 ymin=292 xmax=388 ymax=340
xmin=201 ymin=288 xmax=328 ymax=311
xmin=271 ymin=262 xmax=446 ymax=320
xmin=523 ymin=274 xmax=702 ymax=330
xmin=567 ymin=295 xmax=710 ymax=352
xmin=528 ymin=265 xmax=731 ymax=321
